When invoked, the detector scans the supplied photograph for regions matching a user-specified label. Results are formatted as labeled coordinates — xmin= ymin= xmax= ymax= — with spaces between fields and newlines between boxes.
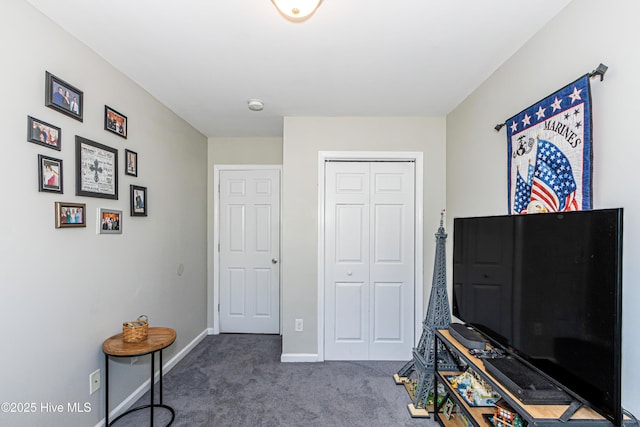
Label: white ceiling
xmin=24 ymin=0 xmax=572 ymax=138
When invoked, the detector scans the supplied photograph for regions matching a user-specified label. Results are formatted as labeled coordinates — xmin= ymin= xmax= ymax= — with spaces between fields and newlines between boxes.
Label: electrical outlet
xmin=89 ymin=369 xmax=101 ymax=395
xmin=295 ymin=318 xmax=303 ymax=332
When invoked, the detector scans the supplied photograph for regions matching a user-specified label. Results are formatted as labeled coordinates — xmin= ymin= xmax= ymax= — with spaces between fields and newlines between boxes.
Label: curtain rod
xmin=494 ymin=63 xmax=608 ymax=132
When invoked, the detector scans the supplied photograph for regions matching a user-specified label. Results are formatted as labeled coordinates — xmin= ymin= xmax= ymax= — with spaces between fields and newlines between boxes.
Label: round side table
xmin=103 ymin=327 xmax=176 ymax=426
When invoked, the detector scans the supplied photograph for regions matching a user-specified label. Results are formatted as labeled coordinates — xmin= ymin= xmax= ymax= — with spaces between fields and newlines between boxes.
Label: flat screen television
xmin=452 ymin=208 xmax=623 ymax=426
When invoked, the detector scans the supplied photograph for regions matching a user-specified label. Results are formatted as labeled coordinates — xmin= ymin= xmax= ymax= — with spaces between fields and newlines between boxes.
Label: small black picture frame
xmin=45 ymin=71 xmax=83 ymax=122
xmin=38 ymin=154 xmax=63 ymax=193
xmin=105 ymin=105 xmax=127 ymax=138
xmin=27 ymin=116 xmax=61 ymax=151
xmin=125 ymin=149 xmax=137 ymax=176
xmin=130 ymin=185 xmax=147 ymax=216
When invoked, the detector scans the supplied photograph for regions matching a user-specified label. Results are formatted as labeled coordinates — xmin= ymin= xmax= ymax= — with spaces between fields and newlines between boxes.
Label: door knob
xmin=272 ymin=258 xmax=278 ymax=264
xmin=347 ymin=271 xmax=353 ymax=276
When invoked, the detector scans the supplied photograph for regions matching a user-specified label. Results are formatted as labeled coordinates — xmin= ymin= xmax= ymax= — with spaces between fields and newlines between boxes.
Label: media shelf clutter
xmin=447 ymin=323 xmax=486 ymax=350
xmin=433 ymin=329 xmax=626 ymax=427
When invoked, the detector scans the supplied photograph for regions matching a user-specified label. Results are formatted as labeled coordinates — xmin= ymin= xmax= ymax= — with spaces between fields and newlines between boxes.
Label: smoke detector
xmin=248 ymin=99 xmax=264 ymax=111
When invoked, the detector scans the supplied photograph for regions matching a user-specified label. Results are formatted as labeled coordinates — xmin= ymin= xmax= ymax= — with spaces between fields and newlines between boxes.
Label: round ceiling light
xmin=248 ymin=99 xmax=264 ymax=111
xmin=271 ymin=0 xmax=322 ymax=21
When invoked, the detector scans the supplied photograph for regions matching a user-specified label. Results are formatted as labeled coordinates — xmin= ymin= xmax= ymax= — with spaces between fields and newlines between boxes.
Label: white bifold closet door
xmin=324 ymin=161 xmax=415 ymax=360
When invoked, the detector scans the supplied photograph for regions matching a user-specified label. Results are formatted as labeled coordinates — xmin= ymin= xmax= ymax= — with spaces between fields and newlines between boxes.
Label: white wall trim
xmin=95 ymin=328 xmax=208 ymax=427
xmin=317 ymin=151 xmax=424 ymax=362
xmin=210 ymin=165 xmax=283 ymax=335
xmin=163 ymin=329 xmax=208 ymax=373
xmin=280 ymin=353 xmax=319 ymax=363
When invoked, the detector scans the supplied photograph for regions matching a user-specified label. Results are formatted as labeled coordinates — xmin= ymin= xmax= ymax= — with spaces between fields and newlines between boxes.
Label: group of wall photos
xmin=29 ymin=71 xmax=147 ymax=234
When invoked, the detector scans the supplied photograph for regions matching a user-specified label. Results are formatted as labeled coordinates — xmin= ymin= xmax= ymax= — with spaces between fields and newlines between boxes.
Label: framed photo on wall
xmin=104 ymin=105 xmax=127 ymax=138
xmin=97 ymin=208 xmax=122 ymax=234
xmin=27 ymin=116 xmax=61 ymax=150
xmin=38 ymin=154 xmax=63 ymax=193
xmin=125 ymin=149 xmax=137 ymax=176
xmin=75 ymin=136 xmax=118 ymax=199
xmin=130 ymin=185 xmax=147 ymax=216
xmin=45 ymin=71 xmax=83 ymax=122
xmin=55 ymin=202 xmax=86 ymax=228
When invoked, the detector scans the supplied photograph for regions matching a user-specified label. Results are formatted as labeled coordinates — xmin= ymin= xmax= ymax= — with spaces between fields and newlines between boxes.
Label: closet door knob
xmin=272 ymin=258 xmax=278 ymax=264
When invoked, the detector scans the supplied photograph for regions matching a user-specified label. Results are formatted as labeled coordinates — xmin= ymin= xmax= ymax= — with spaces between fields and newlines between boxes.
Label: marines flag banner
xmin=507 ymin=76 xmax=592 ymax=215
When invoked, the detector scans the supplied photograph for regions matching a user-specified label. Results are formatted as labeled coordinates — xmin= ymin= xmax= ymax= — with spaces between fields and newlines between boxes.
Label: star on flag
xmin=568 ymin=86 xmax=583 ymax=103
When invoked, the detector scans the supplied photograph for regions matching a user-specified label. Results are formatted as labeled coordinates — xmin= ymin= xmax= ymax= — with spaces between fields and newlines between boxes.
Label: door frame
xmin=211 ymin=164 xmax=283 ymax=335
xmin=317 ymin=151 xmax=424 ymax=361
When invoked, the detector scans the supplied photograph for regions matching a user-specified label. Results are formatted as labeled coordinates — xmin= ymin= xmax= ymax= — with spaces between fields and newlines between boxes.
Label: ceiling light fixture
xmin=248 ymin=99 xmax=264 ymax=111
xmin=271 ymin=0 xmax=323 ymax=22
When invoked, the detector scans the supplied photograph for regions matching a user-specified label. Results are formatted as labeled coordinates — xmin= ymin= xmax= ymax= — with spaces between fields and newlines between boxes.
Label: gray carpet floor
xmin=112 ymin=334 xmax=439 ymax=427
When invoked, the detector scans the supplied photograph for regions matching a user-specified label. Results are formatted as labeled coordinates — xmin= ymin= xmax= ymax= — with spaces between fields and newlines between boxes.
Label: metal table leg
xmin=150 ymin=352 xmax=155 ymax=427
xmin=105 ymin=354 xmax=110 ymax=426
xmin=104 ymin=350 xmax=175 ymax=426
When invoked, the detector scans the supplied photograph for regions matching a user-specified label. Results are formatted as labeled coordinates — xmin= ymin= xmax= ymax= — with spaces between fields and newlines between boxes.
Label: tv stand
xmin=560 ymin=400 xmax=585 ymax=422
xmin=433 ymin=329 xmax=626 ymax=426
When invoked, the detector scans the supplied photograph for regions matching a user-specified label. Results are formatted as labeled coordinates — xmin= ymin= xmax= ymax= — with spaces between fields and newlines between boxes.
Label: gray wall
xmin=280 ymin=117 xmax=446 ymax=356
xmin=206 ymin=136 xmax=283 ymax=330
xmin=208 ymin=137 xmax=283 ymax=166
xmin=446 ymin=0 xmax=640 ymax=417
xmin=0 ymin=1 xmax=208 ymax=426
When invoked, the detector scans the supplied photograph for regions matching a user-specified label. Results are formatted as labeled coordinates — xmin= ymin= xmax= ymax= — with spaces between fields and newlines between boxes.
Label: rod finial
xmin=589 ymin=63 xmax=608 ymax=81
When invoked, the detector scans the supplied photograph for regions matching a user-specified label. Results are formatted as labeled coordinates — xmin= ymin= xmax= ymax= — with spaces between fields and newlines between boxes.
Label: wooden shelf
xmin=437 ymin=371 xmax=495 ymax=423
xmin=436 ymin=412 xmax=478 ymax=427
xmin=434 ymin=329 xmax=615 ymax=426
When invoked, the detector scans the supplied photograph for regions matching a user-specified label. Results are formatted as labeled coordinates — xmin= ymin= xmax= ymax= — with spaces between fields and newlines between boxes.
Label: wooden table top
xmin=103 ymin=327 xmax=176 ymax=357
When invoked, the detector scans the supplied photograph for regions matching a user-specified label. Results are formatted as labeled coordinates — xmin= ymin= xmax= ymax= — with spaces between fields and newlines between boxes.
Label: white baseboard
xmin=95 ymin=328 xmax=208 ymax=427
xmin=280 ymin=353 xmax=319 ymax=362
xmin=162 ymin=328 xmax=208 ymax=373
xmin=207 ymin=327 xmax=217 ymax=335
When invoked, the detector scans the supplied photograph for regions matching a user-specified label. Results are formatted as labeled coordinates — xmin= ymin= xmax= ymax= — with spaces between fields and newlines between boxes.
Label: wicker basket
xmin=122 ymin=315 xmax=148 ymax=343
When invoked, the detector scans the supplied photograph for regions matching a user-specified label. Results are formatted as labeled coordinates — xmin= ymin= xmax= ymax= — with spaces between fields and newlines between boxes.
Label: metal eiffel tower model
xmin=394 ymin=210 xmax=460 ymax=417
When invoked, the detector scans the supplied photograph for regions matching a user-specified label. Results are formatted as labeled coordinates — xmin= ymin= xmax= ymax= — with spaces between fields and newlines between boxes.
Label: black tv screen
xmin=452 ymin=208 xmax=623 ymax=425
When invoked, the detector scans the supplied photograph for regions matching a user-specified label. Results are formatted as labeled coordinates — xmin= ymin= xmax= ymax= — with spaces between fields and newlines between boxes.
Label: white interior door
xmin=324 ymin=161 xmax=415 ymax=360
xmin=219 ymin=169 xmax=280 ymax=333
